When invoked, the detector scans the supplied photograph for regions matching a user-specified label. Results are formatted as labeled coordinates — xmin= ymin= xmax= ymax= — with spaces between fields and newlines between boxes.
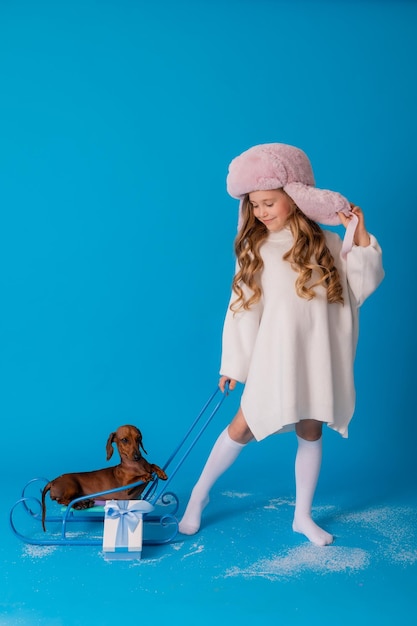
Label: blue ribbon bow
xmin=106 ymin=501 xmax=145 ymax=548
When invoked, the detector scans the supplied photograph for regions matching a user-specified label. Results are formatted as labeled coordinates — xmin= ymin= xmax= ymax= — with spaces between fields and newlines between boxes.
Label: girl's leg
xmin=178 ymin=407 xmax=253 ymax=535
xmin=293 ymin=420 xmax=333 ymax=546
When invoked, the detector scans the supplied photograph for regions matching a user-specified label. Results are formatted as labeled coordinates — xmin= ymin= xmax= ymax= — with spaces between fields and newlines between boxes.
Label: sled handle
xmin=145 ymin=384 xmax=229 ymax=504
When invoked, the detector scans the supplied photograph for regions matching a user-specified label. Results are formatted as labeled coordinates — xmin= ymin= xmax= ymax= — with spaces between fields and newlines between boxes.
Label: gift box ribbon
xmin=106 ymin=501 xmax=145 ymax=547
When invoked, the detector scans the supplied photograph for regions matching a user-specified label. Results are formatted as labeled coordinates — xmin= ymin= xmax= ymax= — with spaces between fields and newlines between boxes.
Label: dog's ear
xmin=139 ymin=438 xmax=148 ymax=455
xmin=106 ymin=432 xmax=116 ymax=460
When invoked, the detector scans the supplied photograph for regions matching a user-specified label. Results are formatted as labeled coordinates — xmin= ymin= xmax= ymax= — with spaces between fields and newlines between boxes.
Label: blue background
xmin=1 ymin=1 xmax=416 ymax=625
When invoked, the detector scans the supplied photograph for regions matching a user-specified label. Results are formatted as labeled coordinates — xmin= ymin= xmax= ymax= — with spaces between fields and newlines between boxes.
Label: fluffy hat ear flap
xmin=284 ymin=182 xmax=358 ymax=257
xmin=283 ymin=182 xmax=351 ymax=225
xmin=106 ymin=432 xmax=116 ymax=460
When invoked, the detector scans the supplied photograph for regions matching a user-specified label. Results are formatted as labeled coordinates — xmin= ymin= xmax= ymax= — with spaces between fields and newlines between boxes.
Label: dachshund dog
xmin=41 ymin=424 xmax=167 ymax=531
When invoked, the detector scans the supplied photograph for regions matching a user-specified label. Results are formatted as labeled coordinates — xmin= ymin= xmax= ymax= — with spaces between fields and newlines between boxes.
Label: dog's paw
xmin=73 ymin=499 xmax=95 ymax=510
xmin=139 ymin=473 xmax=154 ymax=483
xmin=151 ymin=464 xmax=168 ymax=480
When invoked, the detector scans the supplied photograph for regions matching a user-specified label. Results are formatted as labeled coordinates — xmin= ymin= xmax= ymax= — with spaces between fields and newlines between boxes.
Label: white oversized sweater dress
xmin=220 ymin=228 xmax=384 ymax=441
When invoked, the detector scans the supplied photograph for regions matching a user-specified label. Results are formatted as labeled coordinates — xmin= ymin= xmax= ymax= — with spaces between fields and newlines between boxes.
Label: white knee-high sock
xmin=178 ymin=427 xmax=246 ymax=535
xmin=292 ymin=435 xmax=333 ymax=546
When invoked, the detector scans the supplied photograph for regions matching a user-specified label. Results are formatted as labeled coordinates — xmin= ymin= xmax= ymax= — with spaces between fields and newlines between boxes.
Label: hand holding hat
xmin=338 ymin=204 xmax=371 ymax=248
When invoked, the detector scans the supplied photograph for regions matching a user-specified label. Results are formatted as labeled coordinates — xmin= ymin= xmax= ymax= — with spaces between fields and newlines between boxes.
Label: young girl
xmin=179 ymin=143 xmax=384 ymax=546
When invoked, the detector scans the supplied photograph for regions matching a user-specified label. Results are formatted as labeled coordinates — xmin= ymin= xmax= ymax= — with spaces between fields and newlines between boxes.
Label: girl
xmin=179 ymin=143 xmax=384 ymax=546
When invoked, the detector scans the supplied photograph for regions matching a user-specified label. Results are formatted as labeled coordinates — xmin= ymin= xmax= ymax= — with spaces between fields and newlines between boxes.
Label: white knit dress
xmin=220 ymin=228 xmax=384 ymax=441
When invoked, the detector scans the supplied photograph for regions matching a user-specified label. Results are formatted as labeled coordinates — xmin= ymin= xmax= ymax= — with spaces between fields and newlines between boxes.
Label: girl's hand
xmin=338 ymin=204 xmax=371 ymax=247
xmin=219 ymin=376 xmax=237 ymax=393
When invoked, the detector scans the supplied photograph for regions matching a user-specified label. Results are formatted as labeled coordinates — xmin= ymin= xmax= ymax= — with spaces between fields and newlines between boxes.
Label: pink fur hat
xmin=226 ymin=143 xmax=357 ymax=255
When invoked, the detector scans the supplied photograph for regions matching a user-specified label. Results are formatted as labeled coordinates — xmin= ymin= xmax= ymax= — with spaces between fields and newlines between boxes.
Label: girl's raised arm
xmin=338 ymin=204 xmax=371 ymax=247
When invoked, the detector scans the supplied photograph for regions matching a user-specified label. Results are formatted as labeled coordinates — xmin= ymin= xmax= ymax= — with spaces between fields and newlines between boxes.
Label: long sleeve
xmin=219 ymin=290 xmax=263 ymax=383
xmin=324 ymin=231 xmax=384 ymax=307
xmin=345 ymin=234 xmax=385 ymax=306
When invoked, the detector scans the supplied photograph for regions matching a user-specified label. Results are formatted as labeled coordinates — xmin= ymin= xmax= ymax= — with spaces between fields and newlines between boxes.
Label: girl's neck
xmin=267 ymin=227 xmax=292 ymax=241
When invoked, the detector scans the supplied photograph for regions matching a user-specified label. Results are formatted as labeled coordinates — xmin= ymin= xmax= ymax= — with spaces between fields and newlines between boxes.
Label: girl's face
xmin=249 ymin=189 xmax=292 ymax=232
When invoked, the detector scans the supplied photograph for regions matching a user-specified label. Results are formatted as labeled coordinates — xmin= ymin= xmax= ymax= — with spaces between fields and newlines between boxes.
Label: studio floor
xmin=2 ymin=474 xmax=416 ymax=626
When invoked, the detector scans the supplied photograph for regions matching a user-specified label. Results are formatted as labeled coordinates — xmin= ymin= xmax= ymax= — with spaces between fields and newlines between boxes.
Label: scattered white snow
xmin=221 ymin=491 xmax=252 ymax=499
xmin=22 ymin=544 xmax=58 ymax=559
xmin=336 ymin=505 xmax=417 ymax=566
xmin=181 ymin=542 xmax=205 ymax=559
xmin=264 ymin=497 xmax=295 ymax=510
xmin=225 ymin=544 xmax=370 ymax=580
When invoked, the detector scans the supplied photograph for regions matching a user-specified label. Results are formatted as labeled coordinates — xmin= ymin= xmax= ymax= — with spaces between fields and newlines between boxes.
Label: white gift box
xmin=103 ymin=500 xmax=155 ymax=561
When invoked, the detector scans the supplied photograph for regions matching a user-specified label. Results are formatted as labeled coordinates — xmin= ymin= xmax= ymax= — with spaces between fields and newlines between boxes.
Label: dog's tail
xmin=41 ymin=482 xmax=52 ymax=532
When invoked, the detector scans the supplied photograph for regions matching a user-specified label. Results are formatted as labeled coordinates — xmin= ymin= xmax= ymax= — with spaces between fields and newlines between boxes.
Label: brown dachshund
xmin=41 ymin=424 xmax=167 ymax=531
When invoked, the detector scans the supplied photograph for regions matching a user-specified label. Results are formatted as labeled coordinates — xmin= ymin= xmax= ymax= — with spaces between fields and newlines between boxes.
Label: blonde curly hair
xmin=231 ymin=192 xmax=344 ymax=312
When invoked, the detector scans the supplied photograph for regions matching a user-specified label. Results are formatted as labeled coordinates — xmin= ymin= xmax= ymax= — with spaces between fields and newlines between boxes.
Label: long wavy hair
xmin=231 ymin=191 xmax=344 ymax=312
